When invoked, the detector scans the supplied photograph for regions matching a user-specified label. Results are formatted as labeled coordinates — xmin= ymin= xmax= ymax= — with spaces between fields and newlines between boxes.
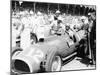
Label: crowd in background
xmin=11 ymin=1 xmax=96 ymax=65
xmin=12 ymin=9 xmax=91 ymax=34
xmin=12 ymin=5 xmax=96 ymax=49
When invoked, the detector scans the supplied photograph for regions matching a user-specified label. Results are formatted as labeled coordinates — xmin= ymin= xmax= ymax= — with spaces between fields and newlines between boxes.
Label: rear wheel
xmin=31 ymin=33 xmax=38 ymax=44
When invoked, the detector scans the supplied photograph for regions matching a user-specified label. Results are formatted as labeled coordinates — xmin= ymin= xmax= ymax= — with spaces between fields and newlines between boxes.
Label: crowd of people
xmin=12 ymin=8 xmax=95 ymax=49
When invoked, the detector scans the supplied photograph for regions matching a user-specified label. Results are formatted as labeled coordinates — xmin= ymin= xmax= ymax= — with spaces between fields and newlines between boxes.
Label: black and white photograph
xmin=11 ymin=0 xmax=96 ymax=75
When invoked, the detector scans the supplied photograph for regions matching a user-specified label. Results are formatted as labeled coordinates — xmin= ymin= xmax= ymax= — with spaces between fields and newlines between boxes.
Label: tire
xmin=31 ymin=33 xmax=38 ymax=44
xmin=45 ymin=50 xmax=62 ymax=72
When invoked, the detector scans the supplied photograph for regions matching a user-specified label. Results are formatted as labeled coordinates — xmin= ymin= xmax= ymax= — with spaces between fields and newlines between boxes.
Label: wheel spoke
xmin=51 ymin=56 xmax=61 ymax=71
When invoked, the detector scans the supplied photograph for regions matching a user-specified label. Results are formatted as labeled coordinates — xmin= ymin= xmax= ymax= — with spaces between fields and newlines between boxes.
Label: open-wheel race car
xmin=11 ymin=0 xmax=96 ymax=74
xmin=11 ymin=25 xmax=88 ymax=74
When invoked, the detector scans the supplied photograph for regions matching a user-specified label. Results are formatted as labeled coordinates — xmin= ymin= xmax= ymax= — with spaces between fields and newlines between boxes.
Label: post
xmin=15 ymin=1 xmax=16 ymax=11
xmin=58 ymin=3 xmax=59 ymax=11
xmin=73 ymin=5 xmax=76 ymax=15
xmin=48 ymin=3 xmax=50 ymax=14
xmin=34 ymin=2 xmax=36 ymax=13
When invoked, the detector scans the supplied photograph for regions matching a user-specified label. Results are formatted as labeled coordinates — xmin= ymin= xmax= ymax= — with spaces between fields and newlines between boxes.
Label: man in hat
xmin=50 ymin=10 xmax=64 ymax=34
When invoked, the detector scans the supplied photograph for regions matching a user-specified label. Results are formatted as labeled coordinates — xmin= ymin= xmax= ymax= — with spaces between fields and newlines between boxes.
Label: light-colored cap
xmin=81 ymin=16 xmax=86 ymax=20
xmin=88 ymin=13 xmax=91 ymax=15
xmin=37 ymin=11 xmax=42 ymax=15
xmin=30 ymin=10 xmax=34 ymax=14
xmin=56 ymin=10 xmax=60 ymax=14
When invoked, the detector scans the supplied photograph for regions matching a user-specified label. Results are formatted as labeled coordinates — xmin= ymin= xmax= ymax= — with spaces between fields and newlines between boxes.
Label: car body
xmin=12 ymin=28 xmax=86 ymax=74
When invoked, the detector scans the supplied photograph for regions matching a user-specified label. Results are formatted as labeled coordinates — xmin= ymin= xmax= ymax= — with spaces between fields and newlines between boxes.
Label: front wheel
xmin=44 ymin=50 xmax=62 ymax=72
xmin=51 ymin=56 xmax=62 ymax=71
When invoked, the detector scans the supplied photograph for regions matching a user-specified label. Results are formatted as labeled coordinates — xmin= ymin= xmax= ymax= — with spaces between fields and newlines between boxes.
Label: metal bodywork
xmin=12 ymin=32 xmax=82 ymax=73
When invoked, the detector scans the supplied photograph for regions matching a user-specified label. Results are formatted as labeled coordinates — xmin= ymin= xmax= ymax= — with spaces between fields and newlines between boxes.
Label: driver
xmin=65 ymin=25 xmax=74 ymax=39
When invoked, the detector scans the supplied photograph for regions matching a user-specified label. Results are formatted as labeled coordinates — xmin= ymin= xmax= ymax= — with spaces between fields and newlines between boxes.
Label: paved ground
xmin=12 ymin=57 xmax=95 ymax=75
xmin=61 ymin=57 xmax=95 ymax=71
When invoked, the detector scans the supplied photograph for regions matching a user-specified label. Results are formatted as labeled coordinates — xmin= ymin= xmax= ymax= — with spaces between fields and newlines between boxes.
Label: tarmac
xmin=13 ymin=57 xmax=95 ymax=75
xmin=61 ymin=57 xmax=95 ymax=71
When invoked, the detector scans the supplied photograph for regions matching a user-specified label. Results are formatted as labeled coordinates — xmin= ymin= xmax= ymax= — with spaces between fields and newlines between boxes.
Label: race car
xmin=11 ymin=26 xmax=87 ymax=74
